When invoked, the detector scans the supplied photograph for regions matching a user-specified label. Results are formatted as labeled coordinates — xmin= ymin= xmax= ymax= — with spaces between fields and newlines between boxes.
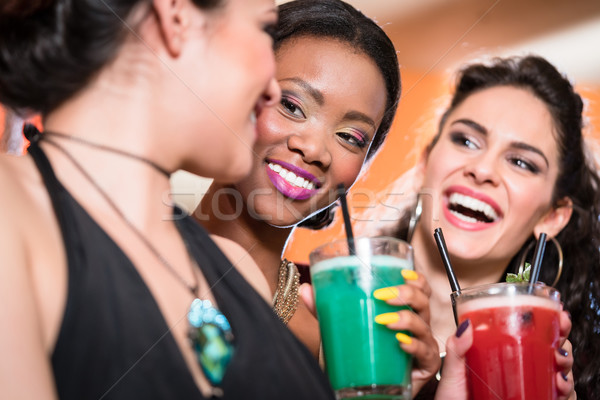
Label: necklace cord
xmin=40 ymin=134 xmax=200 ymax=297
xmin=43 ymin=129 xmax=171 ymax=177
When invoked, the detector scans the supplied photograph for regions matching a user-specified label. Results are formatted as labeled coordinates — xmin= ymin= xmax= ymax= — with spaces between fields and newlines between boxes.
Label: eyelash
xmin=337 ymin=131 xmax=368 ymax=149
xmin=508 ymin=156 xmax=540 ymax=174
xmin=450 ymin=131 xmax=479 ymax=149
xmin=280 ymin=96 xmax=305 ymax=118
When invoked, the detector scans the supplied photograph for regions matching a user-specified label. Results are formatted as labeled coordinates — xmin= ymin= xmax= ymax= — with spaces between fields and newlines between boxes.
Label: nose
xmin=287 ymin=126 xmax=332 ymax=168
xmin=260 ymin=77 xmax=281 ymax=108
xmin=463 ymin=153 xmax=500 ymax=186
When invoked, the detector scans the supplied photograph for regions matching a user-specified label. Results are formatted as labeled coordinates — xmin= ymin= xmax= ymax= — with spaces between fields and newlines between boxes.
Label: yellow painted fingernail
xmin=396 ymin=332 xmax=413 ymax=345
xmin=374 ymin=312 xmax=400 ymax=325
xmin=401 ymin=270 xmax=419 ymax=281
xmin=373 ymin=286 xmax=400 ymax=301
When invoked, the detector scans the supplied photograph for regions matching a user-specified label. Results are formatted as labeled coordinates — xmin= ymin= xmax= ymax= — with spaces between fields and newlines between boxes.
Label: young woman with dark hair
xmin=197 ymin=0 xmax=444 ymax=396
xmin=0 ymin=0 xmax=344 ymax=398
xmin=390 ymin=55 xmax=594 ymax=399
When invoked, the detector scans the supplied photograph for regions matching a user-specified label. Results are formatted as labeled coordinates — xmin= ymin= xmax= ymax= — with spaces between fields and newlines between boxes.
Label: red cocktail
xmin=452 ymin=283 xmax=561 ymax=400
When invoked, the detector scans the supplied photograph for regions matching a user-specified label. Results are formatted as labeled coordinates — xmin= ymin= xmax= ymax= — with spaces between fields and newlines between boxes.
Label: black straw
xmin=434 ymin=228 xmax=461 ymax=293
xmin=337 ymin=184 xmax=356 ymax=255
xmin=434 ymin=228 xmax=461 ymax=326
xmin=528 ymin=232 xmax=547 ymax=293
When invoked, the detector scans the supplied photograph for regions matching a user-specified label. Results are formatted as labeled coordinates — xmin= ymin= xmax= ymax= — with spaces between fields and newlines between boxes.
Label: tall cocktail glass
xmin=309 ymin=237 xmax=414 ymax=400
xmin=451 ymin=282 xmax=561 ymax=400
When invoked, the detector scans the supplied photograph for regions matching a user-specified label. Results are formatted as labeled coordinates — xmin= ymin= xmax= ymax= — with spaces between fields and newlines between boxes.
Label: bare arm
xmin=0 ymin=165 xmax=58 ymax=399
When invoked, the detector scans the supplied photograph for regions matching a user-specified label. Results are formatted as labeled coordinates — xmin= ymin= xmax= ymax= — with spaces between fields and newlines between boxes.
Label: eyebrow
xmin=451 ymin=118 xmax=550 ymax=168
xmin=343 ymin=110 xmax=377 ymax=131
xmin=279 ymin=77 xmax=377 ymax=131
xmin=279 ymin=77 xmax=324 ymax=105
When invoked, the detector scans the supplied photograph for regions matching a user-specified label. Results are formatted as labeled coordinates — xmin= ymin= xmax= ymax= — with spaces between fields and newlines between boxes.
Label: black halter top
xmin=27 ymin=132 xmax=334 ymax=400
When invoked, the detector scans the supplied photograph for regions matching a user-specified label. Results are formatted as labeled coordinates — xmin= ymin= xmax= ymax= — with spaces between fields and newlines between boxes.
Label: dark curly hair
xmin=274 ymin=0 xmax=401 ymax=229
xmin=0 ymin=0 xmax=223 ymax=115
xmin=399 ymin=55 xmax=600 ymax=398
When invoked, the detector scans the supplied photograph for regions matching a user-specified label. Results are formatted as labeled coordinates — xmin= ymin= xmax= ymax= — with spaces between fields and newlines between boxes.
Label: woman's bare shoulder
xmin=0 ymin=154 xmax=39 ymax=211
xmin=0 ymin=153 xmax=63 ymax=262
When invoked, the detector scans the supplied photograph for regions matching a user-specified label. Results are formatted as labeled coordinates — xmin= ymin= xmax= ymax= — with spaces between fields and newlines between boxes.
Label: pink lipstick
xmin=265 ymin=159 xmax=321 ymax=200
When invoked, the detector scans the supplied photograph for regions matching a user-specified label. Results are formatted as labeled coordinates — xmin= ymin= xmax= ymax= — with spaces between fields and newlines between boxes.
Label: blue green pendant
xmin=188 ymin=298 xmax=234 ymax=386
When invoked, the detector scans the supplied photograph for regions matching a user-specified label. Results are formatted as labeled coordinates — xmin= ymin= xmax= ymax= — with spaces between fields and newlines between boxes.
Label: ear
xmin=153 ymin=0 xmax=190 ymax=57
xmin=533 ymin=197 xmax=573 ymax=239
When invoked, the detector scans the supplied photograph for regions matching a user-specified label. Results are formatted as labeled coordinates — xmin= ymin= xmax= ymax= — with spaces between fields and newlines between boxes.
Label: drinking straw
xmin=433 ymin=228 xmax=461 ymax=293
xmin=433 ymin=228 xmax=461 ymax=325
xmin=528 ymin=232 xmax=547 ymax=293
xmin=337 ymin=184 xmax=356 ymax=255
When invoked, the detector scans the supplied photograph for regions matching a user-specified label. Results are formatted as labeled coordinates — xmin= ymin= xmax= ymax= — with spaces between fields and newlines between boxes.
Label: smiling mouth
xmin=268 ymin=162 xmax=318 ymax=190
xmin=448 ymin=192 xmax=500 ymax=223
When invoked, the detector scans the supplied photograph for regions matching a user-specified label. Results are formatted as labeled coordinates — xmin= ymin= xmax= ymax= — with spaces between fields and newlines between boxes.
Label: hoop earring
xmin=406 ymin=194 xmax=423 ymax=243
xmin=518 ymin=236 xmax=563 ymax=287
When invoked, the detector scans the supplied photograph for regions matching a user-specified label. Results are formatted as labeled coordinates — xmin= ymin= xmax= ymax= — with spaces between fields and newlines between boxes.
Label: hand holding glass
xmin=452 ymin=282 xmax=561 ymax=400
xmin=309 ymin=237 xmax=414 ymax=400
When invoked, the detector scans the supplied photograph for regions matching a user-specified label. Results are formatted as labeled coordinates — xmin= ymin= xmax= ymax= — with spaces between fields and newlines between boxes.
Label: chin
xmin=216 ymin=159 xmax=253 ymax=184
xmin=265 ymin=220 xmax=297 ymax=229
xmin=248 ymin=205 xmax=300 ymax=227
xmin=250 ymin=210 xmax=298 ymax=228
xmin=450 ymin=243 xmax=494 ymax=263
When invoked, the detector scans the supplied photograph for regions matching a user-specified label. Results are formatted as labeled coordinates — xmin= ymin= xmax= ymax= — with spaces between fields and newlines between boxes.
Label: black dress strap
xmin=25 ymin=124 xmax=73 ymax=248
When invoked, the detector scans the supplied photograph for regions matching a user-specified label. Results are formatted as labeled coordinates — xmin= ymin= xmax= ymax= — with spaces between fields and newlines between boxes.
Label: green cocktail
xmin=310 ymin=237 xmax=413 ymax=400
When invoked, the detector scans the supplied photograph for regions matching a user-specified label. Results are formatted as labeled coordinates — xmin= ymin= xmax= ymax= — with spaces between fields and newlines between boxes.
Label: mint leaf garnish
xmin=505 ymin=262 xmax=531 ymax=283
xmin=523 ymin=264 xmax=531 ymax=282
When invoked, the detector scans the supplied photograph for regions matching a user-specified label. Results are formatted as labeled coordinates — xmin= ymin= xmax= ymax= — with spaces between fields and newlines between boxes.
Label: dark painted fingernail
xmin=561 ymin=371 xmax=569 ymax=382
xmin=566 ymin=311 xmax=572 ymax=320
xmin=456 ymin=319 xmax=470 ymax=338
xmin=558 ymin=348 xmax=568 ymax=357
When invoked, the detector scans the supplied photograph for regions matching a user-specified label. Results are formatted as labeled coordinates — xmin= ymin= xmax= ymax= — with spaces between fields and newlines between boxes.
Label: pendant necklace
xmin=30 ymin=126 xmax=234 ymax=397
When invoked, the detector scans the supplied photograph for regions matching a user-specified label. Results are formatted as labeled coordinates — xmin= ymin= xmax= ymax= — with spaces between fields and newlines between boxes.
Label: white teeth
xmin=268 ymin=163 xmax=316 ymax=190
xmin=448 ymin=192 xmax=499 ymax=221
xmin=250 ymin=111 xmax=257 ymax=124
xmin=450 ymin=210 xmax=478 ymax=223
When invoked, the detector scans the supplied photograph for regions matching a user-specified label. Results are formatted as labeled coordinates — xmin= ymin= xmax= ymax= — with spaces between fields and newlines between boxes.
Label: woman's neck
xmin=41 ymin=94 xmax=176 ymax=233
xmin=199 ymin=183 xmax=292 ymax=293
xmin=42 ymin=37 xmax=180 ymax=175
